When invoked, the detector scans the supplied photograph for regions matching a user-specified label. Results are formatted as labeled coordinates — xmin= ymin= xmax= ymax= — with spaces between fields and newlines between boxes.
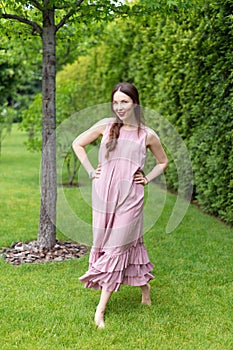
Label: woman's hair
xmin=105 ymin=82 xmax=144 ymax=159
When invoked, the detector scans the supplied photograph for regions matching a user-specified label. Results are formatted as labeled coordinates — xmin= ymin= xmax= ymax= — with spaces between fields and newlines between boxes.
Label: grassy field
xmin=0 ymin=125 xmax=232 ymax=350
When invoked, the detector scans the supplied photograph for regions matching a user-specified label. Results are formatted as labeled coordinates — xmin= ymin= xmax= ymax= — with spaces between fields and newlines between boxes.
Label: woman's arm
xmin=134 ymin=128 xmax=168 ymax=185
xmin=72 ymin=120 xmax=106 ymax=178
xmin=144 ymin=130 xmax=168 ymax=183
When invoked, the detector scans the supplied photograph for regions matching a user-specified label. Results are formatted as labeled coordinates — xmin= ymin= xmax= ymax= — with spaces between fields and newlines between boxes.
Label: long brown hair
xmin=105 ymin=82 xmax=144 ymax=159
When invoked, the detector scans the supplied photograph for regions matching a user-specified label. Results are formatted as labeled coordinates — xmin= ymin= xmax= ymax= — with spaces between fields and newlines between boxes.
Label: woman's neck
xmin=122 ymin=123 xmax=138 ymax=130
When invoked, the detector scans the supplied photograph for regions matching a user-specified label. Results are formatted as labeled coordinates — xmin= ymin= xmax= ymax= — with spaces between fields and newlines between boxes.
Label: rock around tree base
xmin=1 ymin=240 xmax=88 ymax=265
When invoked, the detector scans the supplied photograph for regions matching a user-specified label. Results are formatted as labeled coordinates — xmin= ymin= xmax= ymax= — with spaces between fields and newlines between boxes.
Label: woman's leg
xmin=94 ymin=289 xmax=112 ymax=328
xmin=141 ymin=283 xmax=151 ymax=305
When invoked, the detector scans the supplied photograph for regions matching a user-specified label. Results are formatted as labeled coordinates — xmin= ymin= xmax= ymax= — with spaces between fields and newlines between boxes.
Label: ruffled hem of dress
xmin=79 ymin=240 xmax=154 ymax=292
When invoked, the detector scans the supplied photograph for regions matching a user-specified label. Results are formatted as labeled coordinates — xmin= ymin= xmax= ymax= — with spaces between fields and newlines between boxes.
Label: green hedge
xmin=145 ymin=3 xmax=233 ymax=223
xmin=22 ymin=1 xmax=233 ymax=224
xmin=127 ymin=3 xmax=233 ymax=223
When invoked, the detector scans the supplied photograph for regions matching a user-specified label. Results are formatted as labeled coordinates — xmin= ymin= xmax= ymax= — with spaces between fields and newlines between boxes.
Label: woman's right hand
xmin=95 ymin=164 xmax=102 ymax=178
xmin=90 ymin=164 xmax=102 ymax=179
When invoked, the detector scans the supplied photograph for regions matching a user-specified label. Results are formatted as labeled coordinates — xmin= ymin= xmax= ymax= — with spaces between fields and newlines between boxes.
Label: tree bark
xmin=38 ymin=7 xmax=57 ymax=248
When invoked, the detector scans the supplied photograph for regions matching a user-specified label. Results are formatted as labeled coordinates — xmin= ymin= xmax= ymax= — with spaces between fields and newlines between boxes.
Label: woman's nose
xmin=116 ymin=103 xmax=123 ymax=111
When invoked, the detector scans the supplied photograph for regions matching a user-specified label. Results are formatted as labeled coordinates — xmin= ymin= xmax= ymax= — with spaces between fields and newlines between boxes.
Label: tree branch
xmin=30 ymin=0 xmax=44 ymax=11
xmin=44 ymin=0 xmax=50 ymax=7
xmin=55 ymin=0 xmax=85 ymax=32
xmin=2 ymin=14 xmax=43 ymax=36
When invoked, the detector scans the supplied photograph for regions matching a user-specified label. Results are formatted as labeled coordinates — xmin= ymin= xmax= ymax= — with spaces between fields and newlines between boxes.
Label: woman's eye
xmin=113 ymin=101 xmax=129 ymax=104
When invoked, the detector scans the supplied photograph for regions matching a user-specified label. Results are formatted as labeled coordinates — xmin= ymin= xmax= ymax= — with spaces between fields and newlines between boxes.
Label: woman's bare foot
xmin=141 ymin=283 xmax=151 ymax=305
xmin=94 ymin=305 xmax=105 ymax=329
xmin=94 ymin=289 xmax=112 ymax=329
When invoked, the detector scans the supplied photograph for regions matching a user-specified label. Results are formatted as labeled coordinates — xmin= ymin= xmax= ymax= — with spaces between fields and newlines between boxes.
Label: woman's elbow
xmin=72 ymin=140 xmax=83 ymax=156
xmin=72 ymin=139 xmax=79 ymax=151
xmin=162 ymin=159 xmax=169 ymax=171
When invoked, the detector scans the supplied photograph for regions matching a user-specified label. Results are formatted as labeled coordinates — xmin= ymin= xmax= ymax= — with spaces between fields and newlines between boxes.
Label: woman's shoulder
xmin=90 ymin=118 xmax=114 ymax=134
xmin=94 ymin=117 xmax=115 ymax=127
xmin=144 ymin=125 xmax=160 ymax=141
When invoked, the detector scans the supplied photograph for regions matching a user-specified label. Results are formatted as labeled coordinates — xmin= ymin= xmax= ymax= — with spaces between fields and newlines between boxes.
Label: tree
xmin=0 ymin=0 xmax=131 ymax=249
xmin=0 ymin=32 xmax=41 ymax=154
xmin=0 ymin=0 xmax=192 ymax=249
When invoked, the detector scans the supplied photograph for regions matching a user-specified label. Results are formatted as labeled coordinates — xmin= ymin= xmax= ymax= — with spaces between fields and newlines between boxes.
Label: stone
xmin=0 ymin=240 xmax=88 ymax=265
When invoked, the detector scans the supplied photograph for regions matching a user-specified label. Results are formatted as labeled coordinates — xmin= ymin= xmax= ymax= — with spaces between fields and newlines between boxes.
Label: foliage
xmin=0 ymin=105 xmax=15 ymax=156
xmin=0 ymin=21 xmax=42 ymax=109
xmin=141 ymin=2 xmax=233 ymax=223
xmin=0 ymin=33 xmax=41 ymax=153
xmin=9 ymin=0 xmax=232 ymax=223
xmin=0 ymin=0 xmax=135 ymax=247
xmin=41 ymin=1 xmax=233 ymax=224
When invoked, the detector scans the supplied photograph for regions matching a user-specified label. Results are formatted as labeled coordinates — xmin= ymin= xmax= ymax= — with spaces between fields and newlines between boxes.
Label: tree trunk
xmin=38 ymin=8 xmax=57 ymax=249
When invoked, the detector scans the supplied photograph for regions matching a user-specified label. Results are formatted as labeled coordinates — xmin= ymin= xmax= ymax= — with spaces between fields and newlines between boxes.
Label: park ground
xmin=0 ymin=125 xmax=232 ymax=350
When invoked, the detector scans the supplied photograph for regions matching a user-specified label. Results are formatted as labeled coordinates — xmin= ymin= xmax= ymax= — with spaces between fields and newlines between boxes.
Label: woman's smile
xmin=117 ymin=111 xmax=126 ymax=118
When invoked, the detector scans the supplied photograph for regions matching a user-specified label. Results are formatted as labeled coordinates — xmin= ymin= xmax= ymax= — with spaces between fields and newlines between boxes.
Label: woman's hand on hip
xmin=133 ymin=169 xmax=148 ymax=186
xmin=90 ymin=164 xmax=102 ymax=179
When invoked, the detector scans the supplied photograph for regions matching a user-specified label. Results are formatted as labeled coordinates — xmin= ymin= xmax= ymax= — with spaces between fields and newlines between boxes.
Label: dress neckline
xmin=121 ymin=126 xmax=138 ymax=131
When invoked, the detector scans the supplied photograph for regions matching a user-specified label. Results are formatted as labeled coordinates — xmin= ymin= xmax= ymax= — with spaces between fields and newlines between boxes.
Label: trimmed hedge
xmin=23 ymin=1 xmax=233 ymax=224
xmin=127 ymin=3 xmax=233 ymax=223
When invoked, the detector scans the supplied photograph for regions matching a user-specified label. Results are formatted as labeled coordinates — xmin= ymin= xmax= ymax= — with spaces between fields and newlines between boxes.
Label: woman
xmin=72 ymin=82 xmax=168 ymax=329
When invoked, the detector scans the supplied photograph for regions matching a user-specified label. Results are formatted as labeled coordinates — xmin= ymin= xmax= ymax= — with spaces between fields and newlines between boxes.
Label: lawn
xmin=0 ymin=125 xmax=232 ymax=350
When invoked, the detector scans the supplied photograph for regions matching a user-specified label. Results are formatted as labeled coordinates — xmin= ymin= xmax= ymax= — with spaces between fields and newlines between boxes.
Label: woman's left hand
xmin=133 ymin=169 xmax=148 ymax=186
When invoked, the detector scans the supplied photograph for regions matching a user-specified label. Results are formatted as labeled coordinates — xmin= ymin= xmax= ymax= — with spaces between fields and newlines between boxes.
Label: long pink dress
xmin=79 ymin=119 xmax=154 ymax=292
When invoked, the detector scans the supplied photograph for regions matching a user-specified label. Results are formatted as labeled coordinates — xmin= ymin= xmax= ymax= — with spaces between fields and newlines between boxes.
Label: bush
xmin=21 ymin=2 xmax=233 ymax=223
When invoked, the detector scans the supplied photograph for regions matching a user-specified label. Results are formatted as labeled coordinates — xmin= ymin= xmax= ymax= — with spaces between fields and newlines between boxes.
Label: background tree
xmin=0 ymin=0 xmax=193 ymax=249
xmin=0 ymin=32 xmax=41 ymax=154
xmin=26 ymin=0 xmax=232 ymax=224
xmin=0 ymin=0 xmax=130 ymax=249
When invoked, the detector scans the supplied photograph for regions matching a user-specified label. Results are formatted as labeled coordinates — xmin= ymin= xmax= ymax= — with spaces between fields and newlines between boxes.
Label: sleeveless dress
xmin=79 ymin=119 xmax=154 ymax=292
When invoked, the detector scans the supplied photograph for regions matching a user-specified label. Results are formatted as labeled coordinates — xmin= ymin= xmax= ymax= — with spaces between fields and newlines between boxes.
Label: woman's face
xmin=112 ymin=90 xmax=135 ymax=123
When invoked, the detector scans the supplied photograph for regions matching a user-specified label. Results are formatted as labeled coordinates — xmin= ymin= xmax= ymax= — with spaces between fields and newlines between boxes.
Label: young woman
xmin=72 ymin=82 xmax=168 ymax=328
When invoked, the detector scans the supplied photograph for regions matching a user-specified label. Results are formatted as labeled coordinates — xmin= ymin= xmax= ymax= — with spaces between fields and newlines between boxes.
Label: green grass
xmin=0 ymin=125 xmax=232 ymax=350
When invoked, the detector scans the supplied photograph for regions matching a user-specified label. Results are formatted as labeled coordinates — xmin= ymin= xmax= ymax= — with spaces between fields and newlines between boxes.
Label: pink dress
xmin=79 ymin=119 xmax=154 ymax=292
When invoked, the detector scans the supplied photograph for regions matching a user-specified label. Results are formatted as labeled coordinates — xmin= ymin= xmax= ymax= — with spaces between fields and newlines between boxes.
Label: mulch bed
xmin=0 ymin=240 xmax=88 ymax=265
